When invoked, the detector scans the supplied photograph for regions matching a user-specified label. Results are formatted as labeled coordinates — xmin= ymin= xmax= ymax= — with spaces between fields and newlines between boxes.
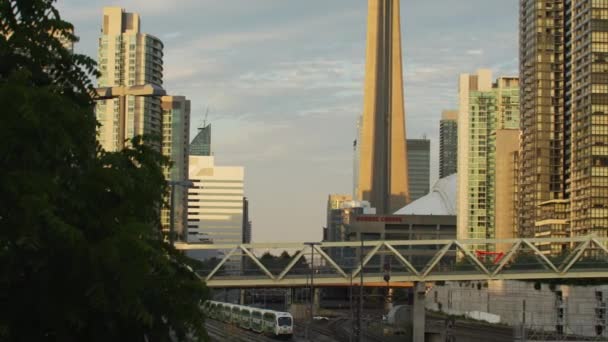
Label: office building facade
xmin=188 ymin=156 xmax=245 ymax=244
xmin=457 ymin=71 xmax=520 ymax=246
xmin=95 ymin=7 xmax=164 ymax=152
xmin=356 ymin=0 xmax=409 ymax=214
xmin=407 ymin=138 xmax=431 ymax=201
xmin=439 ymin=110 xmax=458 ymax=178
xmin=160 ymin=96 xmax=190 ymax=238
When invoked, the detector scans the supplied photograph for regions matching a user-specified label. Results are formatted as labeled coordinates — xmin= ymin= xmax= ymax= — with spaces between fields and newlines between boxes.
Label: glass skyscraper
xmin=160 ymin=96 xmax=190 ymax=239
xmin=190 ymin=124 xmax=211 ymax=156
xmin=439 ymin=110 xmax=458 ymax=179
xmin=407 ymin=138 xmax=431 ymax=202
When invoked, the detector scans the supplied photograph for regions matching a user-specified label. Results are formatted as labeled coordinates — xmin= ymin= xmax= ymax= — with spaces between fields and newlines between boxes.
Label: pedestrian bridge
xmin=175 ymin=236 xmax=608 ymax=288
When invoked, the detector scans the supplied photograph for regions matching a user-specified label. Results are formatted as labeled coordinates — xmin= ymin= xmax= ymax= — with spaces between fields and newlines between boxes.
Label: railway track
xmin=206 ymin=319 xmax=278 ymax=342
xmin=295 ymin=318 xmax=384 ymax=342
xmin=294 ymin=321 xmax=341 ymax=342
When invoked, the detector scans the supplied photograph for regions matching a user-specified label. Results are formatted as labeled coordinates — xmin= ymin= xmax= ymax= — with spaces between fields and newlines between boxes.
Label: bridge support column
xmin=313 ymin=288 xmax=320 ymax=316
xmin=412 ymin=282 xmax=426 ymax=342
xmin=239 ymin=289 xmax=245 ymax=305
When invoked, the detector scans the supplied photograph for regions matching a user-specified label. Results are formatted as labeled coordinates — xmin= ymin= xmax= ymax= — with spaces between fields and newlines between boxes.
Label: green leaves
xmin=0 ymin=1 xmax=208 ymax=341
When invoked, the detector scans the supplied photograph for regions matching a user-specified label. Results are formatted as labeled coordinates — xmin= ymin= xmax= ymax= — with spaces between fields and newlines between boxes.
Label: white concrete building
xmin=427 ymin=280 xmax=608 ymax=337
xmin=187 ymin=156 xmax=244 ymax=244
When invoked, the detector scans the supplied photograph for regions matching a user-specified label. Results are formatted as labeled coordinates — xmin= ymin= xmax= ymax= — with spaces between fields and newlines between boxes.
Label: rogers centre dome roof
xmin=394 ymin=174 xmax=457 ymax=216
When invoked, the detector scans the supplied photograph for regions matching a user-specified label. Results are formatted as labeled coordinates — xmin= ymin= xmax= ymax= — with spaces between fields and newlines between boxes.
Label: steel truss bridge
xmin=175 ymin=236 xmax=608 ymax=288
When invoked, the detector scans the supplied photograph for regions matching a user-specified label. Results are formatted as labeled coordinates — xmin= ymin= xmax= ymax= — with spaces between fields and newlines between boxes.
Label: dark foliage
xmin=0 ymin=1 xmax=208 ymax=341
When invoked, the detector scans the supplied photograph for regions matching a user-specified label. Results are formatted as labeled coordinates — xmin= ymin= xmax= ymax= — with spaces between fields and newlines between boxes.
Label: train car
xmin=202 ymin=300 xmax=293 ymax=339
xmin=238 ymin=307 xmax=250 ymax=330
xmin=232 ymin=305 xmax=242 ymax=324
xmin=261 ymin=310 xmax=293 ymax=338
xmin=250 ymin=308 xmax=264 ymax=333
xmin=274 ymin=311 xmax=293 ymax=338
xmin=221 ymin=303 xmax=232 ymax=322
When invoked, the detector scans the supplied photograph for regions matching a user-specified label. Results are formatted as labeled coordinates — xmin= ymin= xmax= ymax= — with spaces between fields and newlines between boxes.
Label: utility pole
xmin=357 ymin=237 xmax=364 ymax=342
xmin=304 ymin=242 xmax=321 ymax=341
xmin=349 ymin=273 xmax=354 ymax=342
xmin=384 ymin=257 xmax=391 ymax=308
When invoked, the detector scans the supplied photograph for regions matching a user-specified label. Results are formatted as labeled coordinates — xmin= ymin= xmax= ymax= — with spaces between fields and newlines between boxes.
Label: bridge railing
xmin=175 ymin=236 xmax=608 ymax=287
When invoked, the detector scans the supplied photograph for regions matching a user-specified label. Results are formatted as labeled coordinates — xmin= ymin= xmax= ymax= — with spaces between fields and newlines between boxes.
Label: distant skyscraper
xmin=326 ymin=194 xmax=353 ymax=242
xmin=188 ymin=156 xmax=244 ymax=244
xmin=95 ymin=7 xmax=164 ymax=151
xmin=190 ymin=123 xmax=211 ymax=156
xmin=356 ymin=0 xmax=409 ymax=214
xmin=242 ymin=197 xmax=251 ymax=244
xmin=407 ymin=138 xmax=430 ymax=202
xmin=457 ymin=70 xmax=520 ymax=246
xmin=439 ymin=110 xmax=458 ymax=178
xmin=160 ymin=96 xmax=190 ymax=239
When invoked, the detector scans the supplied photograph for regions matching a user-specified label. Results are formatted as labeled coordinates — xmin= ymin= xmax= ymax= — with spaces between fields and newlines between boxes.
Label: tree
xmin=0 ymin=1 xmax=208 ymax=341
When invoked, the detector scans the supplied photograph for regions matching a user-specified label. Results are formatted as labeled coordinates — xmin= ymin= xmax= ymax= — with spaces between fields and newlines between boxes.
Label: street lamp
xmin=94 ymin=84 xmax=166 ymax=150
xmin=168 ymin=179 xmax=194 ymax=245
xmin=304 ymin=241 xmax=321 ymax=340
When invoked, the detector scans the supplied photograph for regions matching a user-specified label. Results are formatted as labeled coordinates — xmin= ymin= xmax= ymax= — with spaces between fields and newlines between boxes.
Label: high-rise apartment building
xmin=356 ymin=0 xmax=409 ymax=214
xmin=95 ymin=7 xmax=164 ymax=151
xmin=407 ymin=138 xmax=430 ymax=201
xmin=519 ymin=0 xmax=608 ymax=242
xmin=190 ymin=124 xmax=211 ymax=156
xmin=160 ymin=96 xmax=190 ymax=239
xmin=457 ymin=70 xmax=520 ymax=246
xmin=439 ymin=110 xmax=458 ymax=178
xmin=568 ymin=0 xmax=608 ymax=237
xmin=188 ymin=156 xmax=245 ymax=244
xmin=519 ymin=0 xmax=569 ymax=239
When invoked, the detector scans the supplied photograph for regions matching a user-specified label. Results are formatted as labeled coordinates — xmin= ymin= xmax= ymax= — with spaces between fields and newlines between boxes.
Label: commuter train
xmin=202 ymin=300 xmax=293 ymax=339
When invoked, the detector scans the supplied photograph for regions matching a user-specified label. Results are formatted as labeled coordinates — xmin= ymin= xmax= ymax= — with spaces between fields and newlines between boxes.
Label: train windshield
xmin=278 ymin=317 xmax=292 ymax=327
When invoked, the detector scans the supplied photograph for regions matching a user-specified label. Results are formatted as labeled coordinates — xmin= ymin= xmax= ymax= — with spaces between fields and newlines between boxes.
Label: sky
xmin=56 ymin=0 xmax=519 ymax=243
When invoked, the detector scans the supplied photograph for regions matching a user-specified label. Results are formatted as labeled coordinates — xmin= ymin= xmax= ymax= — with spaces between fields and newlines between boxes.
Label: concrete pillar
xmin=313 ymin=288 xmax=321 ymax=315
xmin=239 ymin=289 xmax=245 ymax=305
xmin=384 ymin=288 xmax=394 ymax=312
xmin=413 ymin=282 xmax=426 ymax=342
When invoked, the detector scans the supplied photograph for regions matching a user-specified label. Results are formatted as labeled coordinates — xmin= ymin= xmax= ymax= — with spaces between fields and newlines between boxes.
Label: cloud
xmin=466 ymin=49 xmax=484 ymax=55
xmin=162 ymin=31 xmax=182 ymax=40
xmin=57 ymin=0 xmax=519 ymax=243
